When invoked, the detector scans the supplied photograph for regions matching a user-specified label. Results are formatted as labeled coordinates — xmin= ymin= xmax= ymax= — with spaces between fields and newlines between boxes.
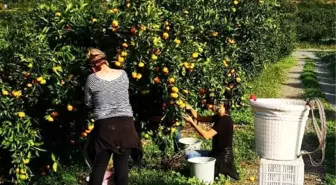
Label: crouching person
xmin=183 ymin=103 xmax=240 ymax=181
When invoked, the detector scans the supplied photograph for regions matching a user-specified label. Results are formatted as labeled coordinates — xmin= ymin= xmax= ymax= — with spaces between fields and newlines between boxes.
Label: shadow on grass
xmin=281 ymin=82 xmax=302 ymax=89
xmin=316 ymin=52 xmax=336 ymax=78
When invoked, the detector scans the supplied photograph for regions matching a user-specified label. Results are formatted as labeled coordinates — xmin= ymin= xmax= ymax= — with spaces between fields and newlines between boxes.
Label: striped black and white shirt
xmin=84 ymin=70 xmax=133 ymax=120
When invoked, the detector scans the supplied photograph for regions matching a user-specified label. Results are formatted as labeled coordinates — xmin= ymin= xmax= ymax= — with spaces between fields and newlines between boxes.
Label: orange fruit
xmin=162 ymin=67 xmax=169 ymax=75
xmin=223 ymin=60 xmax=229 ymax=67
xmin=199 ymin=88 xmax=206 ymax=95
xmin=228 ymin=38 xmax=236 ymax=44
xmin=179 ymin=103 xmax=186 ymax=109
xmin=27 ymin=83 xmax=32 ymax=88
xmin=131 ymin=26 xmax=137 ymax=35
xmin=118 ymin=56 xmax=124 ymax=63
xmin=126 ymin=2 xmax=131 ymax=8
xmin=234 ymin=0 xmax=239 ymax=5
xmin=171 ymin=87 xmax=179 ymax=93
xmin=140 ymin=25 xmax=146 ymax=31
xmin=122 ymin=43 xmax=128 ymax=48
xmin=17 ymin=112 xmax=25 ymax=118
xmin=168 ymin=78 xmax=175 ymax=84
xmin=162 ymin=32 xmax=169 ymax=40
xmin=85 ymin=129 xmax=91 ymax=134
xmin=67 ymin=104 xmax=73 ymax=111
xmin=249 ymin=176 xmax=255 ymax=182
xmin=164 ymin=21 xmax=169 ymax=26
xmin=23 ymin=159 xmax=30 ymax=164
xmin=12 ymin=90 xmax=21 ymax=97
xmin=92 ymin=18 xmax=97 ymax=23
xmin=23 ymin=72 xmax=30 ymax=78
xmin=175 ymin=39 xmax=181 ymax=45
xmin=55 ymin=12 xmax=61 ymax=17
xmin=112 ymin=20 xmax=119 ymax=28
xmin=132 ymin=72 xmax=138 ymax=79
xmin=47 ymin=116 xmax=54 ymax=122
xmin=36 ymin=77 xmax=43 ymax=82
xmin=51 ymin=111 xmax=59 ymax=117
xmin=138 ymin=62 xmax=145 ymax=68
xmin=183 ymin=62 xmax=190 ymax=69
xmin=81 ymin=132 xmax=87 ymax=137
xmin=20 ymin=169 xmax=26 ymax=174
xmin=212 ymin=32 xmax=218 ymax=37
xmin=154 ymin=77 xmax=161 ymax=84
xmin=189 ymin=63 xmax=195 ymax=69
xmin=229 ymin=83 xmax=234 ymax=89
xmin=151 ymin=54 xmax=158 ymax=60
xmin=19 ymin=174 xmax=27 ymax=180
xmin=136 ymin=73 xmax=142 ymax=80
xmin=154 ymin=49 xmax=161 ymax=56
xmin=88 ymin=125 xmax=94 ymax=131
xmin=236 ymin=77 xmax=241 ymax=83
xmin=192 ymin=52 xmax=199 ymax=59
xmin=40 ymin=79 xmax=46 ymax=85
xmin=165 ymin=26 xmax=170 ymax=31
xmin=115 ymin=61 xmax=121 ymax=67
xmin=121 ymin=51 xmax=127 ymax=57
xmin=2 ymin=90 xmax=9 ymax=96
xmin=112 ymin=8 xmax=119 ymax=14
xmin=170 ymin=93 xmax=178 ymax=99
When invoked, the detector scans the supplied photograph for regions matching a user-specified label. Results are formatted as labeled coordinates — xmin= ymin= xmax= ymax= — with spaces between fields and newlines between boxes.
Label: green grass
xmin=246 ymin=56 xmax=297 ymax=98
xmin=300 ymin=58 xmax=336 ymax=185
xmin=296 ymin=42 xmax=336 ymax=51
xmin=33 ymin=57 xmax=297 ymax=185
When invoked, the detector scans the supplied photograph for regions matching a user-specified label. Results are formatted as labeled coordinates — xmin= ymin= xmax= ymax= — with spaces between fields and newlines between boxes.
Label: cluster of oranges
xmin=81 ymin=120 xmax=95 ymax=137
xmin=114 ymin=42 xmax=129 ymax=68
xmin=15 ymin=168 xmax=28 ymax=180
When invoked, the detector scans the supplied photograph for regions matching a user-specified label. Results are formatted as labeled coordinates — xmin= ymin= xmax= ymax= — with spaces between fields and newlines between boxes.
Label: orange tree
xmin=0 ymin=0 xmax=296 ymax=183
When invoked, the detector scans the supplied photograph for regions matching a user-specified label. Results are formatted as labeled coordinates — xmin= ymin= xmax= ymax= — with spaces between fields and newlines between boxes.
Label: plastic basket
xmin=249 ymin=99 xmax=311 ymax=160
xmin=259 ymin=157 xmax=304 ymax=185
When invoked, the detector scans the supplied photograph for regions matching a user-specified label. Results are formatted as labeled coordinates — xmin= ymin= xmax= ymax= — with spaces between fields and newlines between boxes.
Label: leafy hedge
xmin=297 ymin=0 xmax=336 ymax=42
xmin=0 ymin=0 xmax=296 ymax=183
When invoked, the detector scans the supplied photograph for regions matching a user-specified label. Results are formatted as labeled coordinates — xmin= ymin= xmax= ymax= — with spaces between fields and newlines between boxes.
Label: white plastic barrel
xmin=178 ymin=137 xmax=202 ymax=151
xmin=187 ymin=157 xmax=216 ymax=184
xmin=249 ymin=98 xmax=311 ymax=160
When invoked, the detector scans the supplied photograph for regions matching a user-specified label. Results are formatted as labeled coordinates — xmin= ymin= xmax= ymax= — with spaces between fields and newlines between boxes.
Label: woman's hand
xmin=183 ymin=114 xmax=194 ymax=124
xmin=185 ymin=104 xmax=193 ymax=111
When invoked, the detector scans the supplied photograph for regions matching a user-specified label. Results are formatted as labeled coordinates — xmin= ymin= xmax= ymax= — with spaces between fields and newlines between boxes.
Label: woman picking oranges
xmin=183 ymin=102 xmax=240 ymax=181
xmin=83 ymin=48 xmax=142 ymax=185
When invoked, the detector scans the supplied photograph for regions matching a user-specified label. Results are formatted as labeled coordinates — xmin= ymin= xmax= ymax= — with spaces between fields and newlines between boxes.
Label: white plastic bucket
xmin=188 ymin=157 xmax=216 ymax=184
xmin=249 ymin=98 xmax=311 ymax=160
xmin=178 ymin=137 xmax=202 ymax=151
